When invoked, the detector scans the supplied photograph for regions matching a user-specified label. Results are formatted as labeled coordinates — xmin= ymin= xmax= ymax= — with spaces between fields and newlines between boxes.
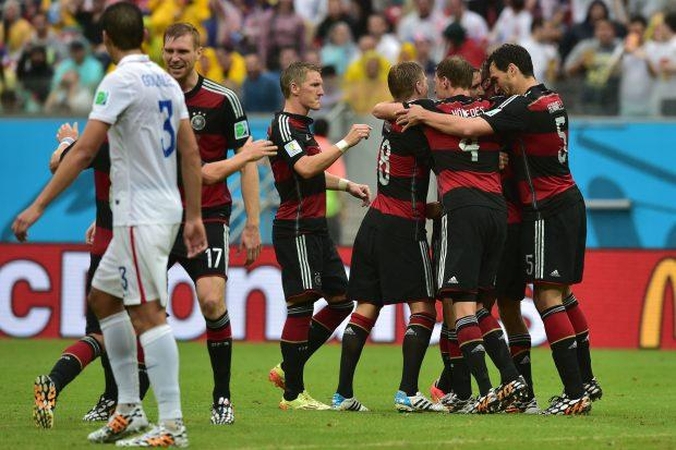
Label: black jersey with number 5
xmin=481 ymin=84 xmax=581 ymax=217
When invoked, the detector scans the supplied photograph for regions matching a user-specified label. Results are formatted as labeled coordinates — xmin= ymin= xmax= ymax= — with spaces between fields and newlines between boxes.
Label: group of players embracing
xmin=266 ymin=44 xmax=602 ymax=417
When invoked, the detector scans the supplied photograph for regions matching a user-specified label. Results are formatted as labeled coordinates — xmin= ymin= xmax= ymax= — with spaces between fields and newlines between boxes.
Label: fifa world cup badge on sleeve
xmin=234 ymin=120 xmax=250 ymax=140
xmin=95 ymin=91 xmax=109 ymax=106
xmin=284 ymin=140 xmax=303 ymax=157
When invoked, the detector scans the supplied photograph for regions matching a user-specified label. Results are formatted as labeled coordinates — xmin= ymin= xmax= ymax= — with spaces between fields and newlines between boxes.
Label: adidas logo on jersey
xmin=448 ymin=276 xmax=459 ymax=284
xmin=549 ymin=269 xmax=561 ymax=277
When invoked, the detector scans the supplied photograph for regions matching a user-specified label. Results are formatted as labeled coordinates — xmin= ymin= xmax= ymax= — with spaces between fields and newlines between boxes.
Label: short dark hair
xmin=664 ymin=11 xmax=676 ymax=33
xmin=164 ymin=22 xmax=201 ymax=48
xmin=280 ymin=61 xmax=321 ymax=99
xmin=629 ymin=14 xmax=647 ymax=28
xmin=488 ymin=43 xmax=534 ymax=78
xmin=436 ymin=56 xmax=474 ymax=89
xmin=100 ymin=2 xmax=144 ymax=51
xmin=387 ymin=61 xmax=425 ymax=101
xmin=530 ymin=17 xmax=544 ymax=33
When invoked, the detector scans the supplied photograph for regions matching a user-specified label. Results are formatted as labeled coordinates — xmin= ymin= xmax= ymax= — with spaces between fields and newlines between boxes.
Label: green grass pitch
xmin=1 ymin=339 xmax=675 ymax=449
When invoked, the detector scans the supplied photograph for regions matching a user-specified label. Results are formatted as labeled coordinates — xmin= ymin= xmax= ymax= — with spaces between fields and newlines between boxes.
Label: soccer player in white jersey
xmin=12 ymin=2 xmax=207 ymax=447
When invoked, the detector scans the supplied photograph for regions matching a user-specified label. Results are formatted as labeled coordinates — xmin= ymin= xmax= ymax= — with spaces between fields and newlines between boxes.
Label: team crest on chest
xmin=191 ymin=111 xmax=207 ymax=131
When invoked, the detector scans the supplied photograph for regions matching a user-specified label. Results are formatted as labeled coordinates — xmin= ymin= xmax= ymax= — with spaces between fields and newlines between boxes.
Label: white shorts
xmin=92 ymin=224 xmax=180 ymax=306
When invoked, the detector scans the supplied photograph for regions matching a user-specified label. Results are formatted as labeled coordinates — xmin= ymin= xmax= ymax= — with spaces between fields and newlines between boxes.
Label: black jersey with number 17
xmin=481 ymin=84 xmax=582 ymax=218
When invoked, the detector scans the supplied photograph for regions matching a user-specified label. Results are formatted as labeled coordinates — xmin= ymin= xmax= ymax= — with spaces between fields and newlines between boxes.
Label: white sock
xmin=140 ymin=324 xmax=182 ymax=421
xmin=99 ymin=311 xmax=139 ymax=406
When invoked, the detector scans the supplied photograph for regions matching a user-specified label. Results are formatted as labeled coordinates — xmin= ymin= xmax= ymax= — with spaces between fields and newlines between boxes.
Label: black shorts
xmin=431 ymin=216 xmax=442 ymax=278
xmin=85 ymin=254 xmax=102 ymax=335
xmin=521 ymin=200 xmax=586 ymax=285
xmin=347 ymin=212 xmax=435 ymax=305
xmin=496 ymin=223 xmax=526 ymax=301
xmin=169 ymin=221 xmax=229 ymax=282
xmin=273 ymin=232 xmax=347 ymax=300
xmin=437 ymin=206 xmax=507 ymax=301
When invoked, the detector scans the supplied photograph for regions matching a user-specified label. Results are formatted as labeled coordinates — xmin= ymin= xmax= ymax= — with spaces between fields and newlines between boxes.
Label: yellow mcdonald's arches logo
xmin=639 ymin=258 xmax=676 ymax=349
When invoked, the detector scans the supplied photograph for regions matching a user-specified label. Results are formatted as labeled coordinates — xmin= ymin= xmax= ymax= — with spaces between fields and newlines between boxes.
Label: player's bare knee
xmin=325 ymin=294 xmax=348 ymax=304
xmin=408 ymin=300 xmax=435 ymax=319
xmin=533 ymin=283 xmax=565 ymax=312
xmin=88 ymin=288 xmax=123 ymax=320
xmin=452 ymin=300 xmax=476 ymax=319
xmin=127 ymin=302 xmax=166 ymax=335
xmin=198 ymin=295 xmax=226 ymax=320
xmin=354 ymin=302 xmax=380 ymax=320
xmin=286 ymin=292 xmax=319 ymax=306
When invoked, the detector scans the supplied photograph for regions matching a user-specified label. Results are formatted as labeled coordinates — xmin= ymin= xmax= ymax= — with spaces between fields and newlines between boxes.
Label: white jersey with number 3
xmin=90 ymin=54 xmax=188 ymax=226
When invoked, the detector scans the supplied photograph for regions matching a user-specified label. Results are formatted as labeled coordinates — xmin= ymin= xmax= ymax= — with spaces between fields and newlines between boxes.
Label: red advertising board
xmin=0 ymin=244 xmax=674 ymax=349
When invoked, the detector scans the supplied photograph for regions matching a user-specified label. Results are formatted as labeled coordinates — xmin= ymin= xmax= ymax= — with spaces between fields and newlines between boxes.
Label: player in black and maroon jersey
xmin=397 ymin=44 xmax=596 ymax=415
xmin=32 ymin=124 xmax=151 ymax=429
xmin=267 ymin=61 xmax=372 ymax=410
xmin=331 ymin=62 xmax=442 ymax=413
xmin=162 ymin=23 xmax=276 ymax=424
xmin=420 ymin=57 xmax=528 ymax=414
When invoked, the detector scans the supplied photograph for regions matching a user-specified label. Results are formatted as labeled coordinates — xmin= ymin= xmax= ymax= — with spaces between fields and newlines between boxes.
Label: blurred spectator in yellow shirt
xmin=147 ymin=0 xmax=211 ymax=62
xmin=0 ymin=0 xmax=34 ymax=61
xmin=343 ymin=49 xmax=391 ymax=114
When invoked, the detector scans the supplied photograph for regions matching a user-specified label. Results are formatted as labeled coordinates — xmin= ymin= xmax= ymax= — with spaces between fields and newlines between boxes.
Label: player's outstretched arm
xmin=396 ymin=104 xmax=493 ymax=137
xmin=201 ymin=137 xmax=277 ymax=185
xmin=13 ymin=120 xmax=107 ymax=242
xmin=325 ymin=173 xmax=371 ymax=207
xmin=293 ymin=123 xmax=372 ymax=179
xmin=372 ymin=101 xmax=404 ymax=120
xmin=176 ymin=118 xmax=207 ymax=258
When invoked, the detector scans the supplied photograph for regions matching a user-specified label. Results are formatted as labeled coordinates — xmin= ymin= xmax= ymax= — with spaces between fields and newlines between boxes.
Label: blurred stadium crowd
xmin=1 ymin=0 xmax=676 ymax=117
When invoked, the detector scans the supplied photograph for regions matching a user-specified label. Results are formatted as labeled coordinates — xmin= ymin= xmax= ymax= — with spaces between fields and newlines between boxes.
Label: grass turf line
xmin=1 ymin=339 xmax=675 ymax=449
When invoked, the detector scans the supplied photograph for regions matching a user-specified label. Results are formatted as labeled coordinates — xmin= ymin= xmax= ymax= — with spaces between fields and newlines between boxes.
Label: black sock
xmin=206 ymin=311 xmax=233 ymax=401
xmin=306 ymin=300 xmax=353 ymax=360
xmin=49 ymin=335 xmax=102 ymax=394
xmin=281 ymin=303 xmax=313 ymax=401
xmin=563 ymin=293 xmax=594 ymax=383
xmin=476 ymin=308 xmax=519 ymax=384
xmin=399 ymin=313 xmax=435 ymax=396
xmin=509 ymin=333 xmax=534 ymax=398
xmin=456 ymin=315 xmax=492 ymax=396
xmin=541 ymin=305 xmax=584 ymax=399
xmin=448 ymin=328 xmax=472 ymax=399
xmin=436 ymin=324 xmax=453 ymax=393
xmin=575 ymin=330 xmax=593 ymax=382
xmin=138 ymin=363 xmax=150 ymax=400
xmin=100 ymin=352 xmax=118 ymax=399
xmin=337 ymin=313 xmax=375 ymax=398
